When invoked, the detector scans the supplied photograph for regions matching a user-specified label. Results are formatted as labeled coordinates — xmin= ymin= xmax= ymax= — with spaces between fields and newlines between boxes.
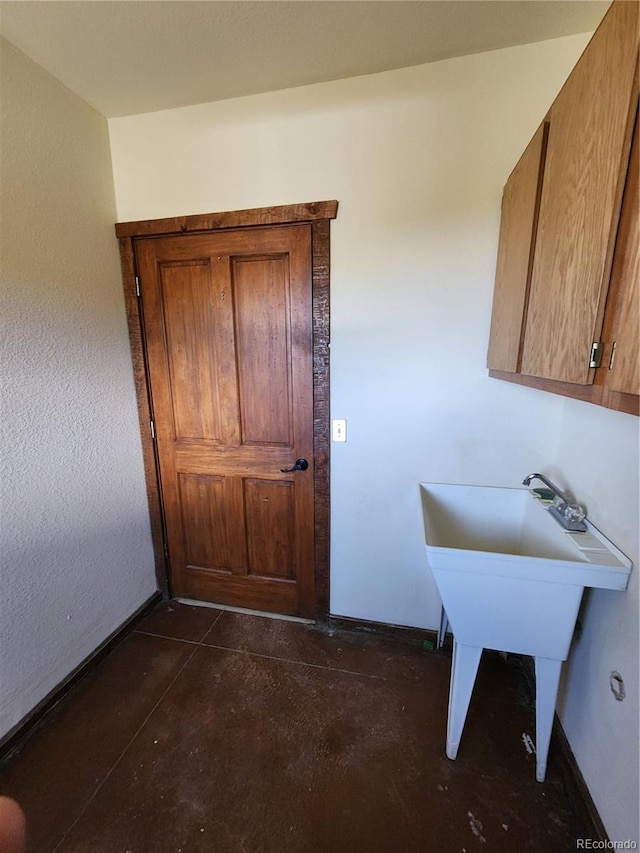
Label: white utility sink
xmin=419 ymin=482 xmax=632 ymax=782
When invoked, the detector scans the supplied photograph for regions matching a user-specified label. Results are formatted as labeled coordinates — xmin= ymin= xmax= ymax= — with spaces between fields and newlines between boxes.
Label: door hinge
xmin=589 ymin=341 xmax=604 ymax=369
xmin=150 ymin=419 xmax=156 ymax=440
xmin=609 ymin=341 xmax=617 ymax=370
xmin=163 ymin=542 xmax=169 ymax=560
xmin=135 ymin=275 xmax=141 ymax=297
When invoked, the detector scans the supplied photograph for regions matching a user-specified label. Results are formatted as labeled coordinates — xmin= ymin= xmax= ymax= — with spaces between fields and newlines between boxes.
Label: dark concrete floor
xmin=0 ymin=601 xmax=596 ymax=852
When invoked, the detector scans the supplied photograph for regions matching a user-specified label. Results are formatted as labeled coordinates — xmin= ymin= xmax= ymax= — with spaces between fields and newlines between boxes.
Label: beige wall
xmin=0 ymin=39 xmax=156 ymax=740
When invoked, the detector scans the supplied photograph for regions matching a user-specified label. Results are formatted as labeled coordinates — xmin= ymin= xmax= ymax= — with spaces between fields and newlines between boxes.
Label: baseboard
xmin=0 ymin=590 xmax=162 ymax=761
xmin=328 ymin=613 xmax=440 ymax=647
xmin=552 ymin=714 xmax=609 ymax=843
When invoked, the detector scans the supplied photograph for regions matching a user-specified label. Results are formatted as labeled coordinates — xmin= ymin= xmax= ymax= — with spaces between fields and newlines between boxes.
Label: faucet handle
xmin=564 ymin=503 xmax=586 ymax=524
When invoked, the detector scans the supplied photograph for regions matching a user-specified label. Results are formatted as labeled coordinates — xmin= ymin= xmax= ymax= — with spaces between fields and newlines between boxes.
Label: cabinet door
xmin=520 ymin=0 xmax=638 ymax=384
xmin=607 ymin=111 xmax=639 ymax=397
xmin=487 ymin=123 xmax=548 ymax=372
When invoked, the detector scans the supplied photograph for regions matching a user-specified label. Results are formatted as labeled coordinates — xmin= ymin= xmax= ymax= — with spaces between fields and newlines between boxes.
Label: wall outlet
xmin=332 ymin=419 xmax=347 ymax=442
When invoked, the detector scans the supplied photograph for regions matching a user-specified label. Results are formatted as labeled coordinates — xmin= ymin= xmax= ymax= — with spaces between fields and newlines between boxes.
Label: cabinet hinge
xmin=609 ymin=341 xmax=617 ymax=370
xmin=150 ymin=419 xmax=156 ymax=440
xmin=135 ymin=275 xmax=141 ymax=297
xmin=589 ymin=341 xmax=604 ymax=369
xmin=163 ymin=542 xmax=169 ymax=560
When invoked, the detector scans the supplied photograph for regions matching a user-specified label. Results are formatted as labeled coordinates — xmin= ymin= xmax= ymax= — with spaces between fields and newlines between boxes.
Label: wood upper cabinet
xmin=487 ymin=0 xmax=639 ymax=414
xmin=487 ymin=123 xmax=548 ymax=373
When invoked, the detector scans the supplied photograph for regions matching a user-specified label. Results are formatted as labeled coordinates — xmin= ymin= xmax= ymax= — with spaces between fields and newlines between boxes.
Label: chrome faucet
xmin=522 ymin=473 xmax=572 ymax=506
xmin=522 ymin=473 xmax=587 ymax=532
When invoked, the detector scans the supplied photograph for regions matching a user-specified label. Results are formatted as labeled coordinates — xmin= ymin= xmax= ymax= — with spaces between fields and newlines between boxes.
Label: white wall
xmin=109 ymin=36 xmax=589 ymax=630
xmin=553 ymin=401 xmax=639 ymax=841
xmin=0 ymin=38 xmax=157 ymax=741
xmin=108 ymin=34 xmax=638 ymax=840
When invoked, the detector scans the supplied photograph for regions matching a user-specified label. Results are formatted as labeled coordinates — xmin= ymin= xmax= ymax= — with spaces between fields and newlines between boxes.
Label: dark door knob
xmin=280 ymin=458 xmax=309 ymax=473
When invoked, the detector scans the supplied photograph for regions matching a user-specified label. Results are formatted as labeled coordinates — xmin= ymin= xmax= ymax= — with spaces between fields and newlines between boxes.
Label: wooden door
xmin=135 ymin=224 xmax=315 ymax=617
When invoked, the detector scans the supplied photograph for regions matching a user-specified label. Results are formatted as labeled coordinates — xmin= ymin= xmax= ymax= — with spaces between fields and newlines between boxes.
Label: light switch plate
xmin=332 ymin=419 xmax=347 ymax=442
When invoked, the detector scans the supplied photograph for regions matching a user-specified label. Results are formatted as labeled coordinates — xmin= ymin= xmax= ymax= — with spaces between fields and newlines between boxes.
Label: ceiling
xmin=0 ymin=1 xmax=609 ymax=118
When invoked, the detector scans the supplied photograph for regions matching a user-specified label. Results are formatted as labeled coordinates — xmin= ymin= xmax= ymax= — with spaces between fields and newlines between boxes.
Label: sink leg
xmin=534 ymin=657 xmax=563 ymax=783
xmin=446 ymin=641 xmax=483 ymax=761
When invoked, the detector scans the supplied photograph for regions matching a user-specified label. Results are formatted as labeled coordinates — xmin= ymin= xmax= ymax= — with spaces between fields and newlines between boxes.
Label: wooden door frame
xmin=115 ymin=200 xmax=338 ymax=618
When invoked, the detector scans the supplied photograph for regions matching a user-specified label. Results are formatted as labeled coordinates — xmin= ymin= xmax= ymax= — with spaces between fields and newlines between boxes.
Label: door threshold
xmin=176 ymin=597 xmax=315 ymax=625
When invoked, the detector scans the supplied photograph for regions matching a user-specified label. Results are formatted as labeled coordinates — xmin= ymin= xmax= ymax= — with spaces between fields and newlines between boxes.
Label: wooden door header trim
xmin=115 ymin=200 xmax=338 ymax=238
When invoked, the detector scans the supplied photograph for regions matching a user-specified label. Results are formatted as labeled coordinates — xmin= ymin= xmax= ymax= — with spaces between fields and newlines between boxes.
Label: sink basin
xmin=419 ymin=482 xmax=632 ymax=781
xmin=420 ymin=483 xmax=631 ymax=658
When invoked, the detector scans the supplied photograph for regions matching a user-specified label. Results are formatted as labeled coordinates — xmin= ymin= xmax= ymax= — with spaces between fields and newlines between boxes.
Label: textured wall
xmin=0 ymin=38 xmax=156 ymax=740
xmin=108 ymin=34 xmax=638 ymax=840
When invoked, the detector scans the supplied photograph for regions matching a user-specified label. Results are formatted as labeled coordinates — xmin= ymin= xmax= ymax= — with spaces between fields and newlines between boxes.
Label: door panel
xmin=244 ymin=479 xmax=295 ymax=579
xmin=178 ymin=473 xmax=241 ymax=572
xmin=233 ymin=255 xmax=292 ymax=445
xmin=159 ymin=260 xmax=221 ymax=441
xmin=136 ymin=224 xmax=315 ymax=616
xmin=607 ymin=111 xmax=639 ymax=396
xmin=486 ymin=122 xmax=548 ymax=373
